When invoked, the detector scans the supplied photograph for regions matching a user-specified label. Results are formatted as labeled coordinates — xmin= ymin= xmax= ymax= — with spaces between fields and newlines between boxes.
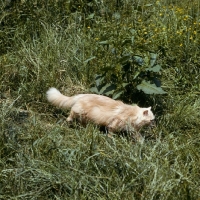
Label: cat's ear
xmin=148 ymin=107 xmax=151 ymax=110
xmin=143 ymin=110 xmax=149 ymax=116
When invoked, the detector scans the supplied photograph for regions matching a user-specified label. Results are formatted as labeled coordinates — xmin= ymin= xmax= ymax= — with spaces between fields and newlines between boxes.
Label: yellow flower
xmin=183 ymin=15 xmax=189 ymax=21
xmin=156 ymin=1 xmax=160 ymax=5
xmin=177 ymin=30 xmax=183 ymax=35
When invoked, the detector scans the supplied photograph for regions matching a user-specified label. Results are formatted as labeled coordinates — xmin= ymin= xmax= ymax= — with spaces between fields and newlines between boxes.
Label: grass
xmin=1 ymin=0 xmax=200 ymax=199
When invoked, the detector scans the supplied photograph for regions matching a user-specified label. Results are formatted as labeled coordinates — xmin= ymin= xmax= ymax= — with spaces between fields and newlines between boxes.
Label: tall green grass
xmin=0 ymin=0 xmax=200 ymax=199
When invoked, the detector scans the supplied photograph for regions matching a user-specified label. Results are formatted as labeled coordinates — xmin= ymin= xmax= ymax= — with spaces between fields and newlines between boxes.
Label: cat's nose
xmin=150 ymin=120 xmax=156 ymax=127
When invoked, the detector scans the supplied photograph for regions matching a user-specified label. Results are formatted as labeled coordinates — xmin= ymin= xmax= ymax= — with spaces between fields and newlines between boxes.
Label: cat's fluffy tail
xmin=46 ymin=87 xmax=74 ymax=108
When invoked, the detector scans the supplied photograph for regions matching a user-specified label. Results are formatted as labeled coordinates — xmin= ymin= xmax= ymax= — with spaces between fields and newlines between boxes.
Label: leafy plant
xmin=90 ymin=50 xmax=166 ymax=99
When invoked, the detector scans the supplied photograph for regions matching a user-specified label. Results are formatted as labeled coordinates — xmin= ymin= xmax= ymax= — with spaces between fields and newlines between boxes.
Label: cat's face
xmin=134 ymin=107 xmax=155 ymax=129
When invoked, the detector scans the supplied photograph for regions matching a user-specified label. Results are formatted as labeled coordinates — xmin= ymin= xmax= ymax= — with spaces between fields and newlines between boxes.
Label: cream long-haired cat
xmin=47 ymin=88 xmax=155 ymax=134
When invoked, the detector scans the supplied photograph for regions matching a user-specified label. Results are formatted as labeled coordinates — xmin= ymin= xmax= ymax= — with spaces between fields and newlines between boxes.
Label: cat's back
xmin=74 ymin=93 xmax=123 ymax=108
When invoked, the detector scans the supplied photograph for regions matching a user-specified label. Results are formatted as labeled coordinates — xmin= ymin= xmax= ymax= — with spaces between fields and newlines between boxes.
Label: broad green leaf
xmin=137 ymin=81 xmax=166 ymax=94
xmin=146 ymin=65 xmax=161 ymax=72
xmin=86 ymin=13 xmax=95 ymax=19
xmin=99 ymin=83 xmax=116 ymax=95
xmin=112 ymin=91 xmax=123 ymax=99
xmin=122 ymin=83 xmax=129 ymax=87
xmin=150 ymin=53 xmax=157 ymax=67
xmin=90 ymin=87 xmax=100 ymax=94
xmin=95 ymin=74 xmax=104 ymax=87
xmin=133 ymin=71 xmax=140 ymax=79
xmin=133 ymin=56 xmax=144 ymax=66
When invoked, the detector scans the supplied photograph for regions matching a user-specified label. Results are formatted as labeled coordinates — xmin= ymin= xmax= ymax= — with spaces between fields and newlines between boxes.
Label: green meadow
xmin=0 ymin=0 xmax=200 ymax=199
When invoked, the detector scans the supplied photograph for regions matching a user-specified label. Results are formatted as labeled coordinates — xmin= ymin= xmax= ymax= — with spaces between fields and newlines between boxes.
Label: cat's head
xmin=134 ymin=107 xmax=155 ymax=129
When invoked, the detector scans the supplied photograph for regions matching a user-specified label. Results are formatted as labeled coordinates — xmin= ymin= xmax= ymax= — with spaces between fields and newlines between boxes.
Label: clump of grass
xmin=1 ymin=0 xmax=200 ymax=199
xmin=1 ymin=104 xmax=200 ymax=199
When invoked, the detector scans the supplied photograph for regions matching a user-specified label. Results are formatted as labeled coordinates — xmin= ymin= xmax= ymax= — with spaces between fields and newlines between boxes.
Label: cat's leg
xmin=67 ymin=110 xmax=75 ymax=122
xmin=67 ymin=107 xmax=87 ymax=126
xmin=107 ymin=118 xmax=123 ymax=133
xmin=132 ymin=131 xmax=144 ymax=143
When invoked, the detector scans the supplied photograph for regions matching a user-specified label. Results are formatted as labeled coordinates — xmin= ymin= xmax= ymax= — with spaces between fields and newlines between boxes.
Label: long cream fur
xmin=47 ymin=87 xmax=155 ymax=133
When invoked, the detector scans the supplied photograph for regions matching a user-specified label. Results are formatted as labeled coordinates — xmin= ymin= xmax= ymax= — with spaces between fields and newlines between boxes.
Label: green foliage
xmin=90 ymin=51 xmax=166 ymax=99
xmin=1 ymin=0 xmax=200 ymax=199
xmin=137 ymin=81 xmax=166 ymax=94
xmin=0 ymin=98 xmax=200 ymax=199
